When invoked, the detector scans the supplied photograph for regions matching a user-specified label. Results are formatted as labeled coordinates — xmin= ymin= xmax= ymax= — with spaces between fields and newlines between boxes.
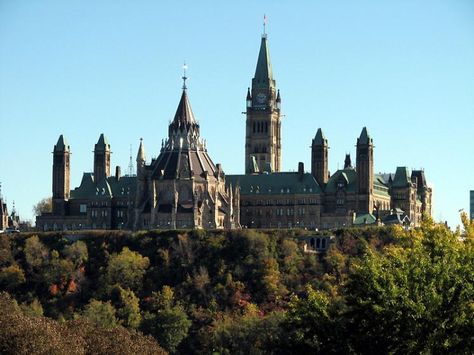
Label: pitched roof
xmin=226 ymin=172 xmax=322 ymax=196
xmin=392 ymin=167 xmax=411 ymax=188
xmin=374 ymin=174 xmax=390 ymax=197
xmin=70 ymin=173 xmax=136 ymax=199
xmin=353 ymin=213 xmax=376 ymax=225
xmin=325 ymin=169 xmax=358 ymax=193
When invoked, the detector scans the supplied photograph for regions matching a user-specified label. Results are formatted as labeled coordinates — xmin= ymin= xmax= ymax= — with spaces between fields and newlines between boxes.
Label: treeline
xmin=0 ymin=217 xmax=473 ymax=354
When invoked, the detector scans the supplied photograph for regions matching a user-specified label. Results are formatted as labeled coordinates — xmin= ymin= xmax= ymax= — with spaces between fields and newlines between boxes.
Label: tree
xmin=142 ymin=286 xmax=191 ymax=353
xmin=32 ymin=197 xmax=52 ymax=217
xmin=24 ymin=235 xmax=49 ymax=269
xmin=282 ymin=285 xmax=347 ymax=354
xmin=64 ymin=240 xmax=88 ymax=267
xmin=345 ymin=219 xmax=474 ymax=354
xmin=110 ymin=285 xmax=141 ymax=329
xmin=104 ymin=247 xmax=150 ymax=292
xmin=0 ymin=264 xmax=26 ymax=291
xmin=82 ymin=299 xmax=119 ymax=329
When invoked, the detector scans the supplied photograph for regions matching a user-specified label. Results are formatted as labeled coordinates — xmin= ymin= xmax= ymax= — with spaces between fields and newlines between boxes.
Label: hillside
xmin=0 ymin=218 xmax=473 ymax=354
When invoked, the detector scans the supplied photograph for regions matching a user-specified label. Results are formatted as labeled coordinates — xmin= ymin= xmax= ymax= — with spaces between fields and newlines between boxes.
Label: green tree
xmin=24 ymin=235 xmax=49 ymax=269
xmin=0 ymin=234 xmax=14 ymax=267
xmin=105 ymin=247 xmax=150 ymax=292
xmin=0 ymin=264 xmax=26 ymax=291
xmin=345 ymin=219 xmax=474 ymax=354
xmin=110 ymin=285 xmax=141 ymax=329
xmin=82 ymin=299 xmax=119 ymax=329
xmin=20 ymin=298 xmax=44 ymax=317
xmin=282 ymin=285 xmax=347 ymax=354
xmin=142 ymin=286 xmax=191 ymax=353
xmin=64 ymin=240 xmax=88 ymax=267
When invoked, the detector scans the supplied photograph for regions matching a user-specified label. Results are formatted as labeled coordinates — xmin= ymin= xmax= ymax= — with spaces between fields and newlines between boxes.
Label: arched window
xmin=322 ymin=238 xmax=327 ymax=249
xmin=316 ymin=238 xmax=321 ymax=249
xmin=310 ymin=238 xmax=315 ymax=247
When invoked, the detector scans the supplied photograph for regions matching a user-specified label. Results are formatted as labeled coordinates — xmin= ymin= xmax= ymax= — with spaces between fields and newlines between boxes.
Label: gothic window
xmin=265 ymin=122 xmax=268 ymax=133
xmin=253 ymin=121 xmax=256 ymax=133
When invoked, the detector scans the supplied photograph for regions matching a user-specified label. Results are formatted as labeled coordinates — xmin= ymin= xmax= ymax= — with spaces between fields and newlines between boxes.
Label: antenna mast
xmin=128 ymin=144 xmax=134 ymax=176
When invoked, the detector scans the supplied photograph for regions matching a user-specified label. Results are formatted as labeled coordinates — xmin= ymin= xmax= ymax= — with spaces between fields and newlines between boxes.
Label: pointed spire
xmin=276 ymin=89 xmax=281 ymax=102
xmin=170 ymin=90 xmax=198 ymax=130
xmin=54 ymin=135 xmax=69 ymax=152
xmin=95 ymin=133 xmax=110 ymax=151
xmin=313 ymin=128 xmax=327 ymax=145
xmin=254 ymin=34 xmax=273 ymax=83
xmin=358 ymin=127 xmax=371 ymax=144
xmin=246 ymin=87 xmax=252 ymax=101
xmin=136 ymin=138 xmax=146 ymax=163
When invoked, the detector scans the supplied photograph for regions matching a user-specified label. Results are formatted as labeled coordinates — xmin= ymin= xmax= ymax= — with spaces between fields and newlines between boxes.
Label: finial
xmin=182 ymin=62 xmax=188 ymax=90
xmin=263 ymin=14 xmax=267 ymax=37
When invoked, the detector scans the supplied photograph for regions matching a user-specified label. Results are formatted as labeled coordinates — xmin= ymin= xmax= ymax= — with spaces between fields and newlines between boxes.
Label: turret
xmin=311 ymin=128 xmax=328 ymax=186
xmin=356 ymin=127 xmax=374 ymax=213
xmin=52 ymin=135 xmax=70 ymax=215
xmin=344 ymin=153 xmax=352 ymax=169
xmin=94 ymin=133 xmax=111 ymax=182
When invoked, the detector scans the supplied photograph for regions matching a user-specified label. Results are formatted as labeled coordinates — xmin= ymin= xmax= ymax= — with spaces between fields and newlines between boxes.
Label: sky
xmin=0 ymin=0 xmax=473 ymax=227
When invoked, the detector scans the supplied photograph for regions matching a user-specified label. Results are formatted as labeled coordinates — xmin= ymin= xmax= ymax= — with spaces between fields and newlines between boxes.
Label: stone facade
xmin=35 ymin=31 xmax=432 ymax=231
xmin=36 ymin=86 xmax=239 ymax=232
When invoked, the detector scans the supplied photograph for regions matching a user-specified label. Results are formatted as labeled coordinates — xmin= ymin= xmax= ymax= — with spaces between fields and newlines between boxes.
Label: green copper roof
xmin=226 ymin=172 xmax=321 ymax=196
xmin=54 ymin=135 xmax=69 ymax=152
xmin=353 ymin=213 xmax=376 ymax=225
xmin=254 ymin=35 xmax=273 ymax=82
xmin=374 ymin=174 xmax=390 ymax=197
xmin=392 ymin=167 xmax=411 ymax=188
xmin=325 ymin=169 xmax=357 ymax=193
xmin=70 ymin=173 xmax=136 ymax=199
xmin=313 ymin=128 xmax=326 ymax=145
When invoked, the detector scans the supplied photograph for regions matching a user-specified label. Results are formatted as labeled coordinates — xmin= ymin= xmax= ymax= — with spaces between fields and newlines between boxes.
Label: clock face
xmin=256 ymin=93 xmax=267 ymax=104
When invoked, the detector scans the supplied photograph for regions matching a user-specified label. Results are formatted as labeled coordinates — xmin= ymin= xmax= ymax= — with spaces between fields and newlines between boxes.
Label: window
xmin=80 ymin=204 xmax=87 ymax=213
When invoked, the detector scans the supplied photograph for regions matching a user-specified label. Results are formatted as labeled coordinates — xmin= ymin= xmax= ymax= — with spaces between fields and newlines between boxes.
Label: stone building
xmin=0 ymin=192 xmax=8 ymax=231
xmin=226 ymin=31 xmax=432 ymax=230
xmin=134 ymin=84 xmax=239 ymax=230
xmin=36 ymin=83 xmax=239 ymax=231
xmin=36 ymin=29 xmax=432 ymax=231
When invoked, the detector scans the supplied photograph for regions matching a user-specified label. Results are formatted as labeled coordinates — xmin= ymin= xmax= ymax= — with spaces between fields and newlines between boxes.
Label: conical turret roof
xmin=136 ymin=138 xmax=146 ymax=162
xmin=168 ymin=90 xmax=199 ymax=135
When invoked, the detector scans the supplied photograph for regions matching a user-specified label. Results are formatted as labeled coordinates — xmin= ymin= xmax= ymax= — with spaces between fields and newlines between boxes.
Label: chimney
xmin=298 ymin=162 xmax=304 ymax=175
xmin=115 ymin=166 xmax=121 ymax=181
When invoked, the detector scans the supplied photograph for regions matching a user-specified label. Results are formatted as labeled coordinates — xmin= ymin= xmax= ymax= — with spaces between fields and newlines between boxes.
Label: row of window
xmin=243 ymin=198 xmax=318 ymax=206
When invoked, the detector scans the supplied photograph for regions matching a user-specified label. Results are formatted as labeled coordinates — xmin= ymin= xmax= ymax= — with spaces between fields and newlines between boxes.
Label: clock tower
xmin=245 ymin=32 xmax=282 ymax=174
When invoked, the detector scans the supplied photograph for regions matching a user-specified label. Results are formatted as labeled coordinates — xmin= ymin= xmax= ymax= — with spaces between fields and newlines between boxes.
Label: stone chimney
xmin=115 ymin=166 xmax=121 ymax=181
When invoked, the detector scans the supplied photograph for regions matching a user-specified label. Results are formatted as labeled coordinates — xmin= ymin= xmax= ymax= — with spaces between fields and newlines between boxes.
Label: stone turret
xmin=311 ymin=128 xmax=329 ymax=186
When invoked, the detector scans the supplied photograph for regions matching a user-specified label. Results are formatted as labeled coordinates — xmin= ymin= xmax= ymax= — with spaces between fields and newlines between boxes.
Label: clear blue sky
xmin=0 ymin=0 xmax=473 ymax=227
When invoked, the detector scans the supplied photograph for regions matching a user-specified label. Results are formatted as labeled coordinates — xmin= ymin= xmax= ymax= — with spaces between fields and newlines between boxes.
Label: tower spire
xmin=182 ymin=62 xmax=188 ymax=90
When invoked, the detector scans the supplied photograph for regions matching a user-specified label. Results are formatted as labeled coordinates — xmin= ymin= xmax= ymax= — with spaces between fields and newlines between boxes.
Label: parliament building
xmin=36 ymin=32 xmax=432 ymax=231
